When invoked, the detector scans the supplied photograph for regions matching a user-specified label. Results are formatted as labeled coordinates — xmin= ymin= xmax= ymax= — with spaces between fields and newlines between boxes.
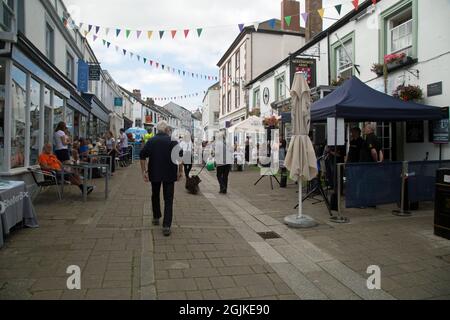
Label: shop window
xmin=11 ymin=66 xmax=27 ymax=169
xmin=0 ymin=59 xmax=6 ymax=171
xmin=30 ymin=78 xmax=41 ymax=166
xmin=53 ymin=94 xmax=64 ymax=131
xmin=65 ymin=107 xmax=74 ymax=138
xmin=43 ymin=87 xmax=53 ymax=146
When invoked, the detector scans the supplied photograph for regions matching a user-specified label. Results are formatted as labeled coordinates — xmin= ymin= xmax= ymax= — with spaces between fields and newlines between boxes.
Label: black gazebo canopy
xmin=311 ymin=76 xmax=444 ymax=122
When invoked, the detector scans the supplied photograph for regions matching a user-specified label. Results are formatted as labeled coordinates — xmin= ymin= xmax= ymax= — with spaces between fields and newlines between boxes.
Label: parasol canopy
xmin=285 ymin=73 xmax=318 ymax=182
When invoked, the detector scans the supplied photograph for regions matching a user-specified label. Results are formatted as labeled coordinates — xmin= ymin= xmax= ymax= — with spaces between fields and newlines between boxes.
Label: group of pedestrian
xmin=347 ymin=123 xmax=384 ymax=164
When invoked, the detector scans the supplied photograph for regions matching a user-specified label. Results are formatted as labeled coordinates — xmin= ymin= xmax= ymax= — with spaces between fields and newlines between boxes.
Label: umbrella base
xmin=284 ymin=214 xmax=318 ymax=229
xmin=329 ymin=216 xmax=350 ymax=224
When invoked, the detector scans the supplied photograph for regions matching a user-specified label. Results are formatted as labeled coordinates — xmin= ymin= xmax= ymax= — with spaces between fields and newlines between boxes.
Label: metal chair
xmin=28 ymin=168 xmax=62 ymax=200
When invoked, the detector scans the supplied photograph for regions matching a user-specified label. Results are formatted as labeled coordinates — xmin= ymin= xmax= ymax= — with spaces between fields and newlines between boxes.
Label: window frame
xmin=45 ymin=22 xmax=55 ymax=63
xmin=379 ymin=0 xmax=418 ymax=63
xmin=275 ymin=73 xmax=286 ymax=102
xmin=253 ymin=87 xmax=260 ymax=109
xmin=66 ymin=50 xmax=75 ymax=81
xmin=330 ymin=31 xmax=355 ymax=81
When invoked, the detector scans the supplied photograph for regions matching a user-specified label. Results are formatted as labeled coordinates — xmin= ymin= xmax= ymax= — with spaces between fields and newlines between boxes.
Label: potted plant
xmin=371 ymin=63 xmax=385 ymax=76
xmin=249 ymin=108 xmax=261 ymax=117
xmin=331 ymin=77 xmax=348 ymax=87
xmin=393 ymin=84 xmax=423 ymax=102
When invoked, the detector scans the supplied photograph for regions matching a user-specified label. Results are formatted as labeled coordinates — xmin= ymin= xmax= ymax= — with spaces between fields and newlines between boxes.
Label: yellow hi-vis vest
xmin=143 ymin=133 xmax=154 ymax=144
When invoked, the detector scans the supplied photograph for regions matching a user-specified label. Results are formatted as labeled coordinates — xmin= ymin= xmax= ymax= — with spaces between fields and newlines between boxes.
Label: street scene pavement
xmin=1 ymin=163 xmax=449 ymax=300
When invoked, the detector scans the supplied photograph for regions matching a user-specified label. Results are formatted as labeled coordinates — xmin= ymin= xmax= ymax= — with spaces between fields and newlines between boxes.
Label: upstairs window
xmin=275 ymin=74 xmax=286 ymax=101
xmin=387 ymin=7 xmax=413 ymax=56
xmin=253 ymin=87 xmax=260 ymax=109
xmin=45 ymin=23 xmax=55 ymax=62
xmin=336 ymin=39 xmax=354 ymax=79
xmin=66 ymin=52 xmax=75 ymax=81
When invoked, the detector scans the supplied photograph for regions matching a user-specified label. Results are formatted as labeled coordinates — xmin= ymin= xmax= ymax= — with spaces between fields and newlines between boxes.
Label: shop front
xmin=82 ymin=93 xmax=111 ymax=140
xmin=0 ymin=37 xmax=89 ymax=184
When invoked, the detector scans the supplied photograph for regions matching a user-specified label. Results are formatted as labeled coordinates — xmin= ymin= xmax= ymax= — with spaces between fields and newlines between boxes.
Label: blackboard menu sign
xmin=430 ymin=108 xmax=449 ymax=144
xmin=427 ymin=82 xmax=443 ymax=97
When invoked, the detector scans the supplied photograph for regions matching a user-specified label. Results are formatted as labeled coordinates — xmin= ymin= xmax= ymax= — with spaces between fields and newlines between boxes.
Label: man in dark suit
xmin=140 ymin=121 xmax=183 ymax=237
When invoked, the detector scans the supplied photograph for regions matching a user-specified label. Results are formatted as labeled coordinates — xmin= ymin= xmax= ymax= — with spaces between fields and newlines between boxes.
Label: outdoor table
xmin=62 ymin=163 xmax=110 ymax=202
xmin=87 ymin=154 xmax=113 ymax=177
xmin=0 ymin=180 xmax=39 ymax=249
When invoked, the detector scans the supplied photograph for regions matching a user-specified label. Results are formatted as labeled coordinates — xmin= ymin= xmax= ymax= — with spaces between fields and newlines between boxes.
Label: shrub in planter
xmin=393 ymin=84 xmax=423 ymax=102
xmin=371 ymin=63 xmax=385 ymax=76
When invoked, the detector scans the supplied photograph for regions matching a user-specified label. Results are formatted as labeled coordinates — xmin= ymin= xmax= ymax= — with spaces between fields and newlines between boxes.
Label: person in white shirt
xmin=119 ymin=129 xmax=129 ymax=162
xmin=180 ymin=135 xmax=193 ymax=186
xmin=53 ymin=122 xmax=70 ymax=163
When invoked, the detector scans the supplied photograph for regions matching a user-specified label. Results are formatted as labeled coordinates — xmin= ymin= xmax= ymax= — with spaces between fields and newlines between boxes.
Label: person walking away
xmin=346 ymin=127 xmax=364 ymax=163
xmin=215 ymin=133 xmax=233 ymax=194
xmin=140 ymin=121 xmax=183 ymax=237
xmin=180 ymin=135 xmax=193 ymax=187
xmin=119 ymin=128 xmax=130 ymax=164
xmin=245 ymin=136 xmax=250 ymax=163
xmin=54 ymin=122 xmax=71 ymax=164
xmin=105 ymin=131 xmax=118 ymax=175
xmin=143 ymin=129 xmax=154 ymax=145
xmin=360 ymin=124 xmax=384 ymax=163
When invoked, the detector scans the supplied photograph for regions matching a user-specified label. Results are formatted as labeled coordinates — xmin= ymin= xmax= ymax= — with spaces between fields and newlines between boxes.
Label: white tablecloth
xmin=0 ymin=180 xmax=39 ymax=249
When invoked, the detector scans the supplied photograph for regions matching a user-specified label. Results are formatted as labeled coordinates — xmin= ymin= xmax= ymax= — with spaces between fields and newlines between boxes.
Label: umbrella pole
xmin=297 ymin=181 xmax=303 ymax=219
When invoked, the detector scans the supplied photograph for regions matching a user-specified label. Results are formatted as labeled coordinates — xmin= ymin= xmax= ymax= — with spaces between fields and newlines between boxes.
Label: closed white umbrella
xmin=284 ymin=73 xmax=318 ymax=228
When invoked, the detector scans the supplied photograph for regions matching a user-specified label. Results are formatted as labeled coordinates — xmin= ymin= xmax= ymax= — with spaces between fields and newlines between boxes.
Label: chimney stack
xmin=281 ymin=0 xmax=301 ymax=32
xmin=305 ymin=0 xmax=323 ymax=41
xmin=132 ymin=89 xmax=142 ymax=100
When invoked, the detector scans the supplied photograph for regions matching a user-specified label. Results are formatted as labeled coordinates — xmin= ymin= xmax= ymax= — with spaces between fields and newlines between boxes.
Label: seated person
xmin=38 ymin=144 xmax=94 ymax=195
xmin=79 ymin=139 xmax=90 ymax=161
xmin=71 ymin=141 xmax=80 ymax=163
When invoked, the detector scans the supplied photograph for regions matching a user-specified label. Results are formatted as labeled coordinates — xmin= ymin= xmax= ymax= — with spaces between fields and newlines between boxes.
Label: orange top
xmin=39 ymin=153 xmax=62 ymax=171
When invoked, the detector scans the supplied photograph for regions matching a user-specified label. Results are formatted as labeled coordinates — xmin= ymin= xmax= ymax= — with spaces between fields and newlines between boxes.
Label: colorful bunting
xmin=284 ymin=16 xmax=292 ymax=27
xmin=137 ymin=30 xmax=142 ymax=39
xmin=159 ymin=30 xmax=165 ymax=39
xmin=171 ymin=30 xmax=177 ymax=39
xmin=105 ymin=28 xmax=110 ymax=36
xmin=301 ymin=12 xmax=309 ymax=24
xmin=238 ymin=24 xmax=244 ymax=33
xmin=352 ymin=0 xmax=360 ymax=11
xmin=197 ymin=28 xmax=203 ymax=37
xmin=126 ymin=30 xmax=131 ymax=38
xmin=116 ymin=29 xmax=121 ymax=37
xmin=184 ymin=29 xmax=190 ymax=38
xmin=88 ymin=25 xmax=93 ymax=33
xmin=335 ymin=4 xmax=342 ymax=15
xmin=147 ymin=31 xmax=153 ymax=39
xmin=253 ymin=22 xmax=260 ymax=32
xmin=318 ymin=8 xmax=325 ymax=19
xmin=93 ymin=35 xmax=98 ymax=41
xmin=95 ymin=26 xmax=100 ymax=34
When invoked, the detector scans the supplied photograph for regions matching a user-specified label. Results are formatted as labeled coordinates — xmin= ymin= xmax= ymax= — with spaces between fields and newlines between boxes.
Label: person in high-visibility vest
xmin=143 ymin=129 xmax=155 ymax=144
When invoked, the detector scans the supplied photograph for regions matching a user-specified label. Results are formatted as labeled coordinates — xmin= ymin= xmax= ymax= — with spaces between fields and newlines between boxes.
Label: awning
xmin=227 ymin=116 xmax=265 ymax=134
xmin=67 ymin=96 xmax=90 ymax=117
xmin=311 ymin=76 xmax=444 ymax=122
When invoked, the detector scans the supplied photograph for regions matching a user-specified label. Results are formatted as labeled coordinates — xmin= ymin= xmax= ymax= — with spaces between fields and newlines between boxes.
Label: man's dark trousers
xmin=217 ymin=165 xmax=231 ymax=192
xmin=151 ymin=181 xmax=175 ymax=228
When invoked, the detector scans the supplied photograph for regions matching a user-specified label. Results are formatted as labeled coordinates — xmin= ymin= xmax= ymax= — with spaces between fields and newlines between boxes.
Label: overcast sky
xmin=64 ymin=0 xmax=353 ymax=111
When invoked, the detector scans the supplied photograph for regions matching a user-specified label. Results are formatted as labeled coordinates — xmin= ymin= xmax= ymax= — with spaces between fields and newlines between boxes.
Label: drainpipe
xmin=327 ymin=29 xmax=331 ymax=86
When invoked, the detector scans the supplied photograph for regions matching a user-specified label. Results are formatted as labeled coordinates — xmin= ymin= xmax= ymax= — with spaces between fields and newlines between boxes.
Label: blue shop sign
xmin=77 ymin=60 xmax=89 ymax=93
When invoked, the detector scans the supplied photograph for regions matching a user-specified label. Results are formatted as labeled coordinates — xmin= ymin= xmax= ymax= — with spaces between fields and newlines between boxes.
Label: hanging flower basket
xmin=263 ymin=116 xmax=279 ymax=128
xmin=393 ymin=84 xmax=423 ymax=102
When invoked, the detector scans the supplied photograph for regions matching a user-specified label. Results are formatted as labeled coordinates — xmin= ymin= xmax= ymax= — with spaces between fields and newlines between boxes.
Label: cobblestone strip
xmin=140 ymin=197 xmax=157 ymax=300
xmin=200 ymin=172 xmax=395 ymax=300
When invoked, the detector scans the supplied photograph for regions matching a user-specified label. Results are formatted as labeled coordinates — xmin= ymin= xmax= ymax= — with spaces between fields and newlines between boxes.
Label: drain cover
xmin=257 ymin=232 xmax=281 ymax=240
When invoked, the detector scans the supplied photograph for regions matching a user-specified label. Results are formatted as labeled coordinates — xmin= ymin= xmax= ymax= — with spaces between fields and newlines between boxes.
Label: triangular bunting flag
xmin=116 ymin=29 xmax=121 ymax=37
xmin=83 ymin=30 xmax=88 ymax=37
xmin=107 ymin=42 xmax=111 ymax=48
xmin=335 ymin=4 xmax=342 ymax=15
xmin=130 ymin=52 xmax=134 ymax=58
xmin=150 ymin=60 xmax=153 ymax=66
xmin=156 ymin=63 xmax=159 ymax=68
xmin=284 ymin=16 xmax=292 ymax=27
xmin=238 ymin=24 xmax=245 ymax=33
xmin=301 ymin=12 xmax=309 ymax=24
xmin=253 ymin=22 xmax=260 ymax=32
xmin=159 ymin=31 xmax=165 ymax=39
xmin=88 ymin=25 xmax=93 ymax=33
xmin=123 ymin=49 xmax=127 ymax=55
xmin=147 ymin=31 xmax=153 ymax=39
xmin=93 ymin=35 xmax=98 ymax=41
xmin=115 ymin=45 xmax=119 ymax=52
xmin=95 ymin=26 xmax=100 ymax=34
xmin=79 ymin=23 xmax=84 ymax=29
xmin=318 ymin=8 xmax=325 ymax=19
xmin=143 ymin=58 xmax=147 ymax=64
xmin=137 ymin=55 xmax=140 ymax=61
xmin=171 ymin=30 xmax=177 ymax=39
xmin=184 ymin=29 xmax=190 ymax=38
xmin=105 ymin=28 xmax=110 ymax=36
xmin=352 ymin=0 xmax=360 ymax=10
xmin=137 ymin=30 xmax=142 ymax=39
xmin=102 ymin=40 xmax=106 ymax=46
xmin=268 ymin=19 xmax=276 ymax=29
xmin=126 ymin=30 xmax=131 ymax=38
xmin=197 ymin=28 xmax=203 ymax=37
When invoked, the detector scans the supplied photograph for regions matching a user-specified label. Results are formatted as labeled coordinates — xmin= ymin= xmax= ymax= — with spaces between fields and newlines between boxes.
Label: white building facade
xmin=202 ymin=82 xmax=220 ymax=141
